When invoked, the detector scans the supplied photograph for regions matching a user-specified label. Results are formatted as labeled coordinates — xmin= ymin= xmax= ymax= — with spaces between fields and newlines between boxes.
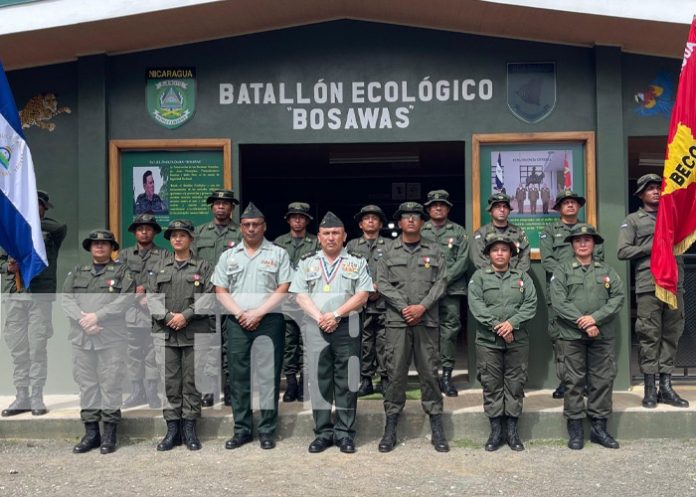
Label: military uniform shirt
xmin=345 ymin=235 xmax=392 ymax=313
xmin=470 ymin=222 xmax=530 ymax=272
xmin=274 ymin=233 xmax=318 ymax=269
xmin=135 ymin=193 xmax=167 ymax=214
xmin=119 ymin=244 xmax=170 ymax=327
xmin=193 ymin=221 xmax=241 ymax=267
xmin=421 ymin=220 xmax=468 ymax=295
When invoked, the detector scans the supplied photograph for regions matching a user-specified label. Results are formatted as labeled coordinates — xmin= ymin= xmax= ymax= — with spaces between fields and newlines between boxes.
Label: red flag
xmin=563 ymin=152 xmax=571 ymax=188
xmin=651 ymin=17 xmax=696 ymax=309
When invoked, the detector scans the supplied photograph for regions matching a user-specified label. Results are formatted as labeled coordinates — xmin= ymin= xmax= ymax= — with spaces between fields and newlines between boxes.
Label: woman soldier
xmin=62 ymin=230 xmax=134 ymax=454
xmin=468 ymin=234 xmax=537 ymax=451
xmin=550 ymin=224 xmax=625 ymax=450
xmin=149 ymin=220 xmax=213 ymax=451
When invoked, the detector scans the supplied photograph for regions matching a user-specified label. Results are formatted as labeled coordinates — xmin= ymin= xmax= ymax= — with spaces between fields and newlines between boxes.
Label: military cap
xmin=319 ymin=211 xmax=344 ymax=228
xmin=483 ymin=234 xmax=519 ymax=256
xmin=127 ymin=212 xmax=162 ymax=234
xmin=37 ymin=190 xmax=53 ymax=209
xmin=424 ymin=189 xmax=454 ymax=207
xmin=206 ymin=189 xmax=239 ymax=205
xmin=393 ymin=201 xmax=429 ymax=220
xmin=634 ymin=173 xmax=662 ymax=196
xmin=82 ymin=229 xmax=119 ymax=251
xmin=563 ymin=223 xmax=604 ymax=245
xmin=285 ymin=201 xmax=313 ymax=221
xmin=164 ymin=219 xmax=195 ymax=240
xmin=354 ymin=204 xmax=387 ymax=224
xmin=486 ymin=192 xmax=513 ymax=212
xmin=553 ymin=189 xmax=586 ymax=210
xmin=240 ymin=202 xmax=265 ymax=219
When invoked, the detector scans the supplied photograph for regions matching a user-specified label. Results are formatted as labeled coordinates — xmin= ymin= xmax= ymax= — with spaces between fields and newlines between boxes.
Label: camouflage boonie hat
xmin=486 ymin=192 xmax=513 ymax=212
xmin=393 ymin=201 xmax=428 ymax=220
xmin=354 ymin=204 xmax=387 ymax=224
xmin=424 ymin=189 xmax=453 ymax=207
xmin=37 ymin=190 xmax=53 ymax=209
xmin=240 ymin=202 xmax=265 ymax=219
xmin=483 ymin=234 xmax=519 ymax=256
xmin=128 ymin=212 xmax=162 ymax=233
xmin=553 ymin=189 xmax=586 ymax=210
xmin=634 ymin=173 xmax=662 ymax=196
xmin=82 ymin=229 xmax=119 ymax=251
xmin=285 ymin=202 xmax=313 ymax=221
xmin=206 ymin=189 xmax=239 ymax=205
xmin=563 ymin=223 xmax=604 ymax=245
xmin=319 ymin=211 xmax=344 ymax=229
xmin=164 ymin=219 xmax=195 ymax=240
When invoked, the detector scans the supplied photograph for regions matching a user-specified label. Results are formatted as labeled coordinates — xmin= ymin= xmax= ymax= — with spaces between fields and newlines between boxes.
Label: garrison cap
xmin=128 ymin=212 xmax=162 ymax=234
xmin=483 ymin=234 xmax=519 ymax=256
xmin=354 ymin=204 xmax=387 ymax=224
xmin=240 ymin=202 xmax=265 ymax=220
xmin=319 ymin=211 xmax=344 ymax=228
xmin=563 ymin=223 xmax=604 ymax=245
xmin=634 ymin=173 xmax=662 ymax=196
xmin=424 ymin=189 xmax=454 ymax=207
xmin=285 ymin=202 xmax=313 ymax=221
xmin=82 ymin=229 xmax=119 ymax=252
xmin=164 ymin=219 xmax=195 ymax=240
xmin=393 ymin=201 xmax=429 ymax=220
xmin=37 ymin=190 xmax=53 ymax=209
xmin=553 ymin=189 xmax=586 ymax=210
xmin=206 ymin=189 xmax=239 ymax=205
xmin=486 ymin=192 xmax=513 ymax=212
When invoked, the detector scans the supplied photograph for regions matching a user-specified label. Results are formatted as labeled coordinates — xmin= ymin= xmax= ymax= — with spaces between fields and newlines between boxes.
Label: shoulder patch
xmin=539 ymin=234 xmax=547 ymax=239
xmin=620 ymin=223 xmax=628 ymax=229
xmin=474 ymin=234 xmax=481 ymax=240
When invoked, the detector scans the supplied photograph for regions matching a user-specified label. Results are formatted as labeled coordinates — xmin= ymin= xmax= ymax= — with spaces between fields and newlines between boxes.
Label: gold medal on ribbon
xmin=323 ymin=284 xmax=331 ymax=292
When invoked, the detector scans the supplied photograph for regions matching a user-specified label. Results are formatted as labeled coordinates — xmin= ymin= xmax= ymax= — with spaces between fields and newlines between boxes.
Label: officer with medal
xmin=468 ymin=234 xmax=537 ymax=452
xmin=213 ymin=203 xmax=291 ymax=450
xmin=290 ymin=212 xmax=372 ymax=454
xmin=62 ymin=230 xmax=134 ymax=454
xmin=550 ymin=224 xmax=624 ymax=450
xmin=346 ymin=204 xmax=392 ymax=396
xmin=193 ymin=189 xmax=241 ymax=406
xmin=470 ymin=192 xmax=530 ymax=272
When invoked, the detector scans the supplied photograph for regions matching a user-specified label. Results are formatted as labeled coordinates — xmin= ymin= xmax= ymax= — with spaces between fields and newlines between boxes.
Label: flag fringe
xmin=674 ymin=228 xmax=696 ymax=256
xmin=655 ymin=284 xmax=678 ymax=310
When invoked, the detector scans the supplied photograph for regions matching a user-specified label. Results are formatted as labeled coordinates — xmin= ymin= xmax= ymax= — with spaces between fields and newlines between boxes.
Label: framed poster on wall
xmin=109 ymin=139 xmax=232 ymax=247
xmin=472 ymin=132 xmax=596 ymax=260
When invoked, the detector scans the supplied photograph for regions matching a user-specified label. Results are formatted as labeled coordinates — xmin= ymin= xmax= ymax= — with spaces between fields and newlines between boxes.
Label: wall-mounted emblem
xmin=507 ymin=62 xmax=556 ymax=124
xmin=634 ymin=71 xmax=674 ymax=118
xmin=146 ymin=68 xmax=196 ymax=129
xmin=19 ymin=93 xmax=71 ymax=132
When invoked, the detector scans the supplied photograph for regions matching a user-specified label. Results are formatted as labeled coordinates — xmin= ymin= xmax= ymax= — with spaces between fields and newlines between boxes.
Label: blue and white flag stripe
xmin=0 ymin=61 xmax=47 ymax=287
xmin=495 ymin=152 xmax=504 ymax=190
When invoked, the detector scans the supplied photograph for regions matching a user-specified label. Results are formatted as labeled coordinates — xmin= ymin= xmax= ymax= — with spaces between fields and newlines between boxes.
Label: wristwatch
xmin=332 ymin=311 xmax=342 ymax=323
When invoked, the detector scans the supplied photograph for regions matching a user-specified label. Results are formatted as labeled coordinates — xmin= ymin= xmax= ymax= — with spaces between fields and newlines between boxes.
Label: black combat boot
xmin=552 ymin=382 xmax=566 ymax=399
xmin=567 ymin=419 xmax=584 ymax=450
xmin=642 ymin=373 xmax=657 ymax=408
xmin=657 ymin=373 xmax=690 ymax=407
xmin=73 ymin=422 xmax=101 ymax=454
xmin=378 ymin=414 xmax=399 ymax=452
xmin=440 ymin=367 xmax=458 ymax=397
xmin=297 ymin=372 xmax=305 ymax=402
xmin=122 ymin=381 xmax=147 ymax=408
xmin=589 ymin=418 xmax=619 ymax=449
xmin=201 ymin=393 xmax=215 ymax=407
xmin=30 ymin=386 xmax=48 ymax=416
xmin=223 ymin=384 xmax=231 ymax=406
xmin=100 ymin=422 xmax=118 ymax=454
xmin=145 ymin=380 xmax=161 ymax=409
xmin=283 ymin=373 xmax=298 ymax=402
xmin=506 ymin=416 xmax=524 ymax=451
xmin=182 ymin=419 xmax=202 ymax=450
xmin=485 ymin=417 xmax=504 ymax=451
xmin=430 ymin=414 xmax=450 ymax=452
xmin=1 ymin=387 xmax=31 ymax=417
xmin=157 ymin=420 xmax=182 ymax=451
xmin=358 ymin=376 xmax=374 ymax=397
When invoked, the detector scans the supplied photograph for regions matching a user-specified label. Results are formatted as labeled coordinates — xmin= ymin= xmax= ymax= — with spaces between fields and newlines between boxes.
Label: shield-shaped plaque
xmin=146 ymin=68 xmax=196 ymax=129
xmin=507 ymin=62 xmax=556 ymax=124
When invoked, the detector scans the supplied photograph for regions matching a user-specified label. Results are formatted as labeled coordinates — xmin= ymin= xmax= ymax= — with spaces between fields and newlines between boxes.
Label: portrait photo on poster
xmin=133 ymin=166 xmax=169 ymax=215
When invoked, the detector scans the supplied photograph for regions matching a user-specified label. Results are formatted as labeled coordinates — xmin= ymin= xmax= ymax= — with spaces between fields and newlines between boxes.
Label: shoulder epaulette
xmin=348 ymin=251 xmax=364 ymax=259
xmin=300 ymin=252 xmax=315 ymax=260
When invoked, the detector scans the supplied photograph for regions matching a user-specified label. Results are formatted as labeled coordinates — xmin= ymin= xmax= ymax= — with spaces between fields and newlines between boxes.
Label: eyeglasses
xmin=241 ymin=221 xmax=264 ymax=229
xmin=401 ymin=213 xmax=421 ymax=220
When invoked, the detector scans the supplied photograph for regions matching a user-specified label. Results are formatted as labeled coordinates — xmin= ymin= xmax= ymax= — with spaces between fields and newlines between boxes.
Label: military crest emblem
xmin=146 ymin=68 xmax=196 ymax=129
xmin=507 ymin=62 xmax=556 ymax=124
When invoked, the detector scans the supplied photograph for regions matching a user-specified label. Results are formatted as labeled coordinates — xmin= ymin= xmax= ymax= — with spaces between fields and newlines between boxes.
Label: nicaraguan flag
xmin=0 ymin=61 xmax=47 ymax=287
xmin=495 ymin=153 xmax=504 ymax=190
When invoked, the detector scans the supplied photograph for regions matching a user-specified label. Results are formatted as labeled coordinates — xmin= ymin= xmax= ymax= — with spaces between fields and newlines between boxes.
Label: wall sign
xmin=146 ymin=68 xmax=196 ymax=129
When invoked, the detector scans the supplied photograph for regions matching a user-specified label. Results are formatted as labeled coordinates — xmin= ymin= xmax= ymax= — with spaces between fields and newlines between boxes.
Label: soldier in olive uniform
xmin=422 ymin=189 xmax=469 ymax=397
xmin=541 ymin=184 xmax=551 ymax=214
xmin=469 ymin=235 xmax=537 ymax=452
xmin=274 ymin=202 xmax=319 ymax=402
xmin=119 ymin=213 xmax=169 ymax=409
xmin=193 ymin=189 xmax=241 ymax=406
xmin=470 ymin=193 xmax=530 ymax=272
xmin=149 ymin=220 xmax=214 ymax=451
xmin=540 ymin=189 xmax=604 ymax=399
xmin=376 ymin=202 xmax=449 ymax=453
xmin=213 ymin=203 xmax=291 ymax=450
xmin=346 ymin=204 xmax=392 ymax=396
xmin=62 ymin=230 xmax=134 ymax=454
xmin=1 ymin=190 xmax=67 ymax=417
xmin=551 ymin=224 xmax=624 ymax=450
xmin=528 ymin=185 xmax=539 ymax=214
xmin=617 ymin=173 xmax=689 ymax=408
xmin=515 ymin=184 xmax=527 ymax=214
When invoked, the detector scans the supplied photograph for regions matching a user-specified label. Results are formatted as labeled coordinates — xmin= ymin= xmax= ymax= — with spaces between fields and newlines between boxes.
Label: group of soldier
xmin=0 ymin=172 xmax=688 ymax=455
xmin=514 ymin=183 xmax=552 ymax=214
